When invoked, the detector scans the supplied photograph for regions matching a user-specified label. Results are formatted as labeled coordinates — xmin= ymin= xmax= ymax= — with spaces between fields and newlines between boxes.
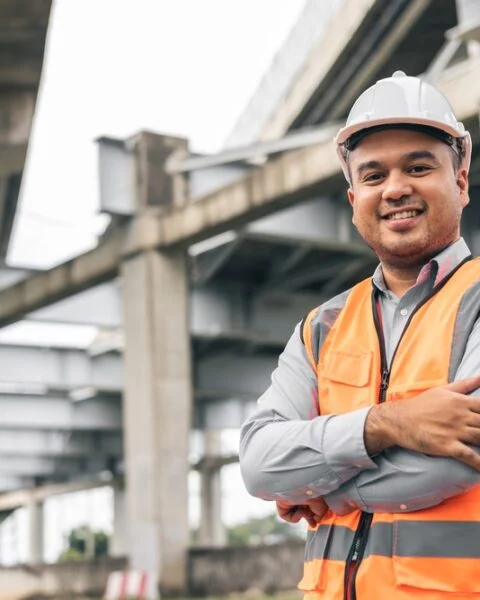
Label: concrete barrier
xmin=189 ymin=540 xmax=305 ymax=595
xmin=0 ymin=541 xmax=304 ymax=598
xmin=0 ymin=557 xmax=127 ymax=600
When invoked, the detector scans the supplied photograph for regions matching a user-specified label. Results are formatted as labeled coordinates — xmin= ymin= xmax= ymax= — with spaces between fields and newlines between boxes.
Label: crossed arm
xmin=239 ymin=320 xmax=480 ymax=515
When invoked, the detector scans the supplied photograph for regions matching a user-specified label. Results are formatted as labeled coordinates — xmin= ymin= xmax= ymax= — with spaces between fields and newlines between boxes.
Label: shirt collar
xmin=372 ymin=238 xmax=472 ymax=294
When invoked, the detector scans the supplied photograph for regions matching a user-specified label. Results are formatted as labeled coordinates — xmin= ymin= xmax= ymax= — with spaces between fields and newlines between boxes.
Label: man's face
xmin=347 ymin=129 xmax=469 ymax=267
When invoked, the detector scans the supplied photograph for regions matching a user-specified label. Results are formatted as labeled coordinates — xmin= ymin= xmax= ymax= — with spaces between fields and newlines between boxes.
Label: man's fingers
xmin=460 ymin=426 xmax=480 ymax=447
xmin=466 ymin=414 xmax=480 ymax=429
xmin=468 ymin=401 xmax=480 ymax=415
xmin=450 ymin=443 xmax=480 ymax=471
xmin=307 ymin=498 xmax=328 ymax=518
xmin=277 ymin=507 xmax=301 ymax=523
xmin=445 ymin=375 xmax=480 ymax=394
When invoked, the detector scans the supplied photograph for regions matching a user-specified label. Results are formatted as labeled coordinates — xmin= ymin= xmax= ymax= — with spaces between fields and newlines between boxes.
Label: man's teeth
xmin=387 ymin=210 xmax=419 ymax=220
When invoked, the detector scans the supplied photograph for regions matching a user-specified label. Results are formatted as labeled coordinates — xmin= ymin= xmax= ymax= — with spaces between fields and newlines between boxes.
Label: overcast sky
xmin=1 ymin=0 xmax=309 ymax=561
xmin=9 ymin=0 xmax=306 ymax=268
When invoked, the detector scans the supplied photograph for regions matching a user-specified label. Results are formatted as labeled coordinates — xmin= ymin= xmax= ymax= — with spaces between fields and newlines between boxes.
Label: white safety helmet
xmin=335 ymin=71 xmax=472 ymax=182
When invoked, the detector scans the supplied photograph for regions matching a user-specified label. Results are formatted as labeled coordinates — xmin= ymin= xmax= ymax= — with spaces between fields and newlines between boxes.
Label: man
xmin=239 ymin=71 xmax=480 ymax=600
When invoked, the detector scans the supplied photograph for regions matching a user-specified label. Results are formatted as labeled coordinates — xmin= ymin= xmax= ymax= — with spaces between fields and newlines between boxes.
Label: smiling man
xmin=239 ymin=72 xmax=480 ymax=599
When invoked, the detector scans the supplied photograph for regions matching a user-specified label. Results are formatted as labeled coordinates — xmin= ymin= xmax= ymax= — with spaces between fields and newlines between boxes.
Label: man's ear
xmin=347 ymin=188 xmax=356 ymax=224
xmin=457 ymin=167 xmax=469 ymax=208
xmin=347 ymin=187 xmax=355 ymax=207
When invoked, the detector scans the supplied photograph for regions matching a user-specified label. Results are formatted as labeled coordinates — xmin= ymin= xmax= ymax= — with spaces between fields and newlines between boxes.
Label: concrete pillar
xmin=197 ymin=430 xmax=227 ymax=547
xmin=111 ymin=482 xmax=128 ymax=557
xmin=456 ymin=0 xmax=480 ymax=56
xmin=456 ymin=0 xmax=480 ymax=24
xmin=26 ymin=496 xmax=43 ymax=565
xmin=122 ymin=248 xmax=192 ymax=595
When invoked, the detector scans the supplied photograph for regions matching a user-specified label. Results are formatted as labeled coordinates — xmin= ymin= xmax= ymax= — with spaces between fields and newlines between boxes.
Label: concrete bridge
xmin=0 ymin=0 xmax=480 ymax=596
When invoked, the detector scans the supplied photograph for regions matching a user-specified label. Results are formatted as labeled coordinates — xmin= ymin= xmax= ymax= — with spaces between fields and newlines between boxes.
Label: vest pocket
xmin=322 ymin=350 xmax=372 ymax=387
xmin=391 ymin=514 xmax=480 ymax=593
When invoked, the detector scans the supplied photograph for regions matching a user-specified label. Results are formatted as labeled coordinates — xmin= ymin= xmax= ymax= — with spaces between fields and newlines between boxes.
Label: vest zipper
xmin=344 ymin=511 xmax=373 ymax=600
xmin=342 ymin=256 xmax=472 ymax=600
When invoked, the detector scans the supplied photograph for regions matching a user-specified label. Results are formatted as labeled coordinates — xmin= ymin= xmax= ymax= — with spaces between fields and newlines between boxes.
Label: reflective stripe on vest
xmin=305 ymin=521 xmax=480 ymax=561
xmin=299 ymin=258 xmax=480 ymax=599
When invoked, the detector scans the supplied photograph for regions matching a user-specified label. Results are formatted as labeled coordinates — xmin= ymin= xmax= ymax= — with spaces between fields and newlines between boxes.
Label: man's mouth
xmin=382 ymin=209 xmax=423 ymax=220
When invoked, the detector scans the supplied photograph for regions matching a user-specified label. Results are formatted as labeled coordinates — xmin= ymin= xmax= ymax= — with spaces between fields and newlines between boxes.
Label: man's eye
xmin=408 ymin=165 xmax=431 ymax=174
xmin=363 ymin=172 xmax=384 ymax=183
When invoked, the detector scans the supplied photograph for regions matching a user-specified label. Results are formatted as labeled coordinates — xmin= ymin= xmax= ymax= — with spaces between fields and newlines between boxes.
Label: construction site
xmin=0 ymin=0 xmax=479 ymax=597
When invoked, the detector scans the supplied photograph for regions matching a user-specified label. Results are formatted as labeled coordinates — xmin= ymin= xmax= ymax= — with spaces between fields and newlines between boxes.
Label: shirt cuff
xmin=322 ymin=406 xmax=377 ymax=483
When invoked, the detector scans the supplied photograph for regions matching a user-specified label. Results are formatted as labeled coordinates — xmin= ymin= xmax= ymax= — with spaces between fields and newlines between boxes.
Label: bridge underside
xmin=1 ymin=0 xmax=480 ymax=593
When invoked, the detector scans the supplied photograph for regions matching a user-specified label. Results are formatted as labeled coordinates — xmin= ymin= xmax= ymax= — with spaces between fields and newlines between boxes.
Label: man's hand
xmin=276 ymin=497 xmax=328 ymax=528
xmin=365 ymin=375 xmax=480 ymax=469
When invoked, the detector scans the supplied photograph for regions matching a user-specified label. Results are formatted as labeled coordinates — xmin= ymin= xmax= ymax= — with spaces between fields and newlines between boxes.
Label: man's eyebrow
xmin=403 ymin=150 xmax=439 ymax=162
xmin=356 ymin=160 xmax=384 ymax=177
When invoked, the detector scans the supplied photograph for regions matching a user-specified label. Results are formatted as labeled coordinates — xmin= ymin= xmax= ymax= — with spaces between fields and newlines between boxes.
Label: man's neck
xmin=381 ymin=265 xmax=422 ymax=298
xmin=379 ymin=239 xmax=460 ymax=297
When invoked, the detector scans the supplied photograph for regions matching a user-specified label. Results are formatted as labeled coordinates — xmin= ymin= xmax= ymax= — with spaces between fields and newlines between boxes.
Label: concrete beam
xmin=30 ymin=280 xmax=122 ymax=328
xmin=0 ymin=338 xmax=280 ymax=400
xmin=157 ymin=140 xmax=341 ymax=248
xmin=195 ymin=398 xmax=257 ymax=430
xmin=9 ymin=278 xmax=323 ymax=351
xmin=0 ymin=394 xmax=121 ymax=431
xmin=196 ymin=353 xmax=277 ymax=401
xmin=258 ymin=0 xmax=377 ymax=140
xmin=0 ymin=478 xmax=117 ymax=511
xmin=0 ymin=429 xmax=122 ymax=458
xmin=0 ymin=476 xmax=35 ymax=493
xmin=0 ymin=226 xmax=125 ymax=328
xmin=0 ymin=455 xmax=114 ymax=478
xmin=0 ymin=344 xmax=123 ymax=392
xmin=0 ymin=59 xmax=478 ymax=328
xmin=0 ymin=138 xmax=340 ymax=327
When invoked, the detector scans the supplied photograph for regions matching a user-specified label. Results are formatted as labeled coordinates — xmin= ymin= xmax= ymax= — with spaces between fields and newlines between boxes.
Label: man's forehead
xmin=349 ymin=128 xmax=446 ymax=163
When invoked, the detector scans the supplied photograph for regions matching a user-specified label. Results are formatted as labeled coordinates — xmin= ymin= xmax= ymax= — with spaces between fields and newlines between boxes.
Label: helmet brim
xmin=335 ymin=116 xmax=467 ymax=145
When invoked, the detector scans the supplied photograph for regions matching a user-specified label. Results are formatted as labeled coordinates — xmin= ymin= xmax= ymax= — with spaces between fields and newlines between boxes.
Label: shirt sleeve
xmin=325 ymin=318 xmax=480 ymax=515
xmin=239 ymin=322 xmax=377 ymax=503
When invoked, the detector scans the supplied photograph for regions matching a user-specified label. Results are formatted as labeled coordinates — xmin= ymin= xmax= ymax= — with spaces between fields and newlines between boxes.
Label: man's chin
xmin=375 ymin=241 xmax=432 ymax=267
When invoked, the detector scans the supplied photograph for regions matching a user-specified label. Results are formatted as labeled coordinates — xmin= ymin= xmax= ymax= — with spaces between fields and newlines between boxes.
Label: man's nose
xmin=381 ymin=171 xmax=413 ymax=201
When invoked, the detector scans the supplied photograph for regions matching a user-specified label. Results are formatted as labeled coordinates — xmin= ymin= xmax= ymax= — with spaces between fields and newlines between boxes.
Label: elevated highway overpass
xmin=1 ymin=0 xmax=480 ymax=595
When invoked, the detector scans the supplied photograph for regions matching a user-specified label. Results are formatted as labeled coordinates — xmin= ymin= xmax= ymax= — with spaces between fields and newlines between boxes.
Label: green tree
xmin=60 ymin=525 xmax=110 ymax=560
xmin=227 ymin=513 xmax=305 ymax=546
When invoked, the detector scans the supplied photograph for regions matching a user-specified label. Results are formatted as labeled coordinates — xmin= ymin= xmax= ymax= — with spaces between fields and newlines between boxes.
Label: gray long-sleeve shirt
xmin=239 ymin=238 xmax=480 ymax=512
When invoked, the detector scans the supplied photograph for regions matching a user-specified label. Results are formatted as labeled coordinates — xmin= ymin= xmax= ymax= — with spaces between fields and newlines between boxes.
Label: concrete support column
xmin=197 ymin=430 xmax=227 ymax=547
xmin=26 ymin=495 xmax=43 ymax=565
xmin=111 ymin=482 xmax=128 ymax=557
xmin=122 ymin=248 xmax=192 ymax=595
xmin=456 ymin=0 xmax=480 ymax=56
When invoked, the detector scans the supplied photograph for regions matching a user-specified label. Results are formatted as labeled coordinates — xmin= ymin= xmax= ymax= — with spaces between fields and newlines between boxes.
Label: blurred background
xmin=0 ymin=0 xmax=479 ymax=597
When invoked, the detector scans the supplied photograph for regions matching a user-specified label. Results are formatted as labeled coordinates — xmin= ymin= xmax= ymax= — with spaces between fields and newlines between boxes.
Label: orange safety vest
xmin=299 ymin=258 xmax=480 ymax=600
